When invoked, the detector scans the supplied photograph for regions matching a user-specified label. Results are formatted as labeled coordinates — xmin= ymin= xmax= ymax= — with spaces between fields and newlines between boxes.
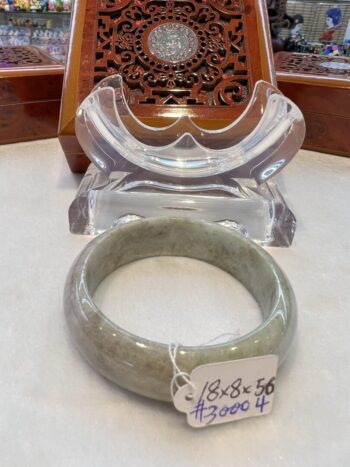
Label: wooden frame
xmin=59 ymin=0 xmax=275 ymax=172
xmin=0 ymin=46 xmax=64 ymax=145
xmin=275 ymin=52 xmax=350 ymax=157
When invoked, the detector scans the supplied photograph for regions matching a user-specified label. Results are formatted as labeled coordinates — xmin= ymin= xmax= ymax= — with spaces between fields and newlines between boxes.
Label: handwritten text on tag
xmin=173 ymin=355 xmax=278 ymax=428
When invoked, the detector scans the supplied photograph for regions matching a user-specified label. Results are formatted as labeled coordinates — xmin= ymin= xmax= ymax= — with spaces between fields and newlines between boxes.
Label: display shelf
xmin=0 ymin=45 xmax=63 ymax=144
xmin=0 ymin=7 xmax=70 ymax=62
xmin=0 ymin=10 xmax=70 ymax=14
xmin=0 ymin=10 xmax=71 ymax=26
xmin=275 ymin=51 xmax=350 ymax=157
xmin=0 ymin=6 xmax=68 ymax=144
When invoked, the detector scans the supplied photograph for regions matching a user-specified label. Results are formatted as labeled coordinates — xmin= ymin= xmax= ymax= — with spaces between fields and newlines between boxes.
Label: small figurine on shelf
xmin=344 ymin=18 xmax=350 ymax=49
xmin=30 ymin=0 xmax=42 ymax=11
xmin=323 ymin=44 xmax=340 ymax=56
xmin=62 ymin=0 xmax=70 ymax=12
xmin=266 ymin=0 xmax=294 ymax=52
xmin=320 ymin=7 xmax=342 ymax=43
xmin=54 ymin=0 xmax=63 ymax=11
xmin=14 ymin=0 xmax=30 ymax=10
xmin=285 ymin=14 xmax=305 ymax=52
xmin=344 ymin=40 xmax=350 ymax=57
xmin=47 ymin=0 xmax=55 ymax=11
xmin=3 ymin=0 xmax=15 ymax=11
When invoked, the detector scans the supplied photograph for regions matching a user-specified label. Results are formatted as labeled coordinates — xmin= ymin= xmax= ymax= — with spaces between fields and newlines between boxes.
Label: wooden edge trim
xmin=255 ymin=0 xmax=276 ymax=86
xmin=58 ymin=0 xmax=87 ymax=134
xmin=276 ymin=71 xmax=350 ymax=89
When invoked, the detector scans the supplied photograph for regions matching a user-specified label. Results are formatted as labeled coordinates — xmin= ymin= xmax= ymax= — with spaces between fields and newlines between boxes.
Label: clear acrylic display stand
xmin=69 ymin=75 xmax=305 ymax=246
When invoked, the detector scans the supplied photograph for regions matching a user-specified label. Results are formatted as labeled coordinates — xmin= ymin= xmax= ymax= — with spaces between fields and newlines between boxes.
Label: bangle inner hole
xmin=93 ymin=256 xmax=262 ymax=346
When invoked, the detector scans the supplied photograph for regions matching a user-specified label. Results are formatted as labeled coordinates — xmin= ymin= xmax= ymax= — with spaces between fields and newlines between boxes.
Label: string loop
xmin=169 ymin=343 xmax=196 ymax=400
xmin=169 ymin=334 xmax=238 ymax=400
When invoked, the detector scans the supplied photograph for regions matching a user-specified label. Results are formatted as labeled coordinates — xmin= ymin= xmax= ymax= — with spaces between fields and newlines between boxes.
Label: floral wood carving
xmin=0 ymin=47 xmax=45 ymax=67
xmin=94 ymin=0 xmax=251 ymax=107
xmin=276 ymin=53 xmax=350 ymax=79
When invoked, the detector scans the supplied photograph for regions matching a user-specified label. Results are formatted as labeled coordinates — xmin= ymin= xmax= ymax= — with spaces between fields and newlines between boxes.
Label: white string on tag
xmin=169 ymin=343 xmax=196 ymax=401
xmin=169 ymin=333 xmax=238 ymax=400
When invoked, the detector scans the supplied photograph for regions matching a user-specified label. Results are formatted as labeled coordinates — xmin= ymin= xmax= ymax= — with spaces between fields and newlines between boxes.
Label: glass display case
xmin=0 ymin=5 xmax=71 ymax=63
xmin=0 ymin=6 xmax=71 ymax=144
xmin=272 ymin=1 xmax=350 ymax=157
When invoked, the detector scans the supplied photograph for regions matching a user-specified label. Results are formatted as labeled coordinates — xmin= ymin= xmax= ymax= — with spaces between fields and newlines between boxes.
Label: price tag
xmin=173 ymin=355 xmax=278 ymax=428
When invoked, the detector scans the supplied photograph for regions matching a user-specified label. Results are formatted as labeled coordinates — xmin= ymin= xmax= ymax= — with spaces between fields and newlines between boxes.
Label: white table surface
xmin=0 ymin=139 xmax=349 ymax=467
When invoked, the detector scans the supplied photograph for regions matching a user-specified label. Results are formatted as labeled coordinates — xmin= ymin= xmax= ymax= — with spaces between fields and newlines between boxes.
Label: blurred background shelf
xmin=0 ymin=6 xmax=70 ymax=63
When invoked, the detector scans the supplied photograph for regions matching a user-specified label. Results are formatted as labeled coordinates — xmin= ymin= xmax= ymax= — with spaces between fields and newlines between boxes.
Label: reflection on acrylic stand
xmin=69 ymin=74 xmax=305 ymax=246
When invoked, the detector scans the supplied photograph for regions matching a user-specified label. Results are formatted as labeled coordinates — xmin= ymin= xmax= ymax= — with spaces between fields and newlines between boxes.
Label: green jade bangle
xmin=64 ymin=218 xmax=297 ymax=402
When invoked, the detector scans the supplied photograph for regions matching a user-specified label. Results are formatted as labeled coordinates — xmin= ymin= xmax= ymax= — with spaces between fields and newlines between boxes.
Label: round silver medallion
xmin=319 ymin=61 xmax=350 ymax=71
xmin=147 ymin=23 xmax=198 ymax=63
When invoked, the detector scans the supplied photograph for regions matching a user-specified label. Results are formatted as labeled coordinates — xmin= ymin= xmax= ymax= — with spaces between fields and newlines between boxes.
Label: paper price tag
xmin=173 ymin=355 xmax=278 ymax=428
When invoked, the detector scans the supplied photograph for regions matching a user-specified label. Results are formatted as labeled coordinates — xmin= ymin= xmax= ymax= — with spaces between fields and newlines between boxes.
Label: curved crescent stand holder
xmin=69 ymin=74 xmax=305 ymax=246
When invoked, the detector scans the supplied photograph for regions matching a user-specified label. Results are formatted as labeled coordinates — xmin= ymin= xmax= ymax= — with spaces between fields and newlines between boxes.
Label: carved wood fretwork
xmin=0 ymin=47 xmax=57 ymax=69
xmin=276 ymin=52 xmax=350 ymax=79
xmin=94 ymin=0 xmax=252 ymax=107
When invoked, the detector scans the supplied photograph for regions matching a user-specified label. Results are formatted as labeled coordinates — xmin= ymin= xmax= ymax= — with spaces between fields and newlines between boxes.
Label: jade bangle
xmin=64 ymin=218 xmax=297 ymax=402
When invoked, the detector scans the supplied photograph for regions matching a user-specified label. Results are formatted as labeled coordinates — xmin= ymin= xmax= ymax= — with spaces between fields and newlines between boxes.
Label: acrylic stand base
xmin=69 ymin=164 xmax=296 ymax=247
